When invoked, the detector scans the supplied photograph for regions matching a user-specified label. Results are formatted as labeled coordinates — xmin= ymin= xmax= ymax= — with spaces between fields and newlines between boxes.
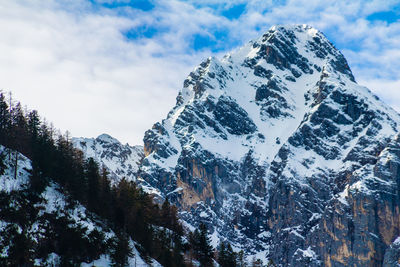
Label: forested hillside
xmin=0 ymin=91 xmax=258 ymax=266
xmin=0 ymin=91 xmax=185 ymax=266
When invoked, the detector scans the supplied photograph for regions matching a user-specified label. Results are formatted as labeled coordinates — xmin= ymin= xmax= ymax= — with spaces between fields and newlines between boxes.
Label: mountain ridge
xmin=72 ymin=134 xmax=144 ymax=183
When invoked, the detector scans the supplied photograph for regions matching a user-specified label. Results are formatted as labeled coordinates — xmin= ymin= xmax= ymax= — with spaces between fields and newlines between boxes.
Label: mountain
xmin=135 ymin=24 xmax=400 ymax=266
xmin=72 ymin=24 xmax=400 ymax=266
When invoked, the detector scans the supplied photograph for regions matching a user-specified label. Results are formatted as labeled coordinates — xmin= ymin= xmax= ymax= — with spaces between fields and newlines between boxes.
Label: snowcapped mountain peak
xmin=247 ymin=24 xmax=354 ymax=80
xmin=174 ymin=23 xmax=355 ymax=111
xmin=152 ymin=24 xmax=362 ymax=175
xmin=96 ymin=133 xmax=120 ymax=144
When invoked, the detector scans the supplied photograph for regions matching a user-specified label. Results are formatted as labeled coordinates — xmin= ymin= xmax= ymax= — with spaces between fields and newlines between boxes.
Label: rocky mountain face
xmin=78 ymin=25 xmax=400 ymax=266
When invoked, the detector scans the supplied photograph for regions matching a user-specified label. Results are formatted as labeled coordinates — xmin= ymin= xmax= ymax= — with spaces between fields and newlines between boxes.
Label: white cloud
xmin=359 ymin=79 xmax=400 ymax=112
xmin=0 ymin=0 xmax=207 ymax=145
xmin=0 ymin=0 xmax=400 ymax=145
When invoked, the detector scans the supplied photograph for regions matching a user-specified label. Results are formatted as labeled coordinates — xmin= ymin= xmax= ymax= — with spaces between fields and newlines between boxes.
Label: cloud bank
xmin=0 ymin=0 xmax=399 ymax=144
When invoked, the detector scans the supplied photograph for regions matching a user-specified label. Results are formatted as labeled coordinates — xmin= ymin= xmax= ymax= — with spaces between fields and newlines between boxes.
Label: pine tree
xmin=85 ymin=157 xmax=100 ymax=212
xmin=110 ymin=232 xmax=133 ymax=267
xmin=11 ymin=102 xmax=29 ymax=152
xmin=5 ymin=225 xmax=34 ymax=266
xmin=0 ymin=151 xmax=6 ymax=175
xmin=9 ymin=102 xmax=28 ymax=179
xmin=161 ymin=198 xmax=171 ymax=227
xmin=0 ymin=92 xmax=10 ymax=146
xmin=27 ymin=110 xmax=40 ymax=139
xmin=218 ymin=241 xmax=237 ymax=267
xmin=218 ymin=241 xmax=227 ymax=265
xmin=6 ymin=92 xmax=13 ymax=161
xmin=98 ymin=166 xmax=112 ymax=218
xmin=191 ymin=223 xmax=214 ymax=267
xmin=27 ymin=110 xmax=41 ymax=160
xmin=237 ymin=250 xmax=247 ymax=267
xmin=29 ymin=160 xmax=48 ymax=194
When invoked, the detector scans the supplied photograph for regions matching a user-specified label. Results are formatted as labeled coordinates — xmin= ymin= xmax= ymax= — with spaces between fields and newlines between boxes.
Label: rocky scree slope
xmin=136 ymin=24 xmax=400 ymax=266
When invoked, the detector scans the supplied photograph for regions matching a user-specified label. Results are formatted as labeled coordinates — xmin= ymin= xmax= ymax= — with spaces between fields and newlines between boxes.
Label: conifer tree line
xmin=0 ymin=91 xmax=185 ymax=266
xmin=0 ymin=91 xmax=267 ymax=266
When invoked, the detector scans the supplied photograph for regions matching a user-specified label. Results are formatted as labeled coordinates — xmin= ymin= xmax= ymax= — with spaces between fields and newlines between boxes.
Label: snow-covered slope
xmin=137 ymin=24 xmax=400 ymax=266
xmin=0 ymin=145 xmax=159 ymax=266
xmin=72 ymin=134 xmax=144 ymax=184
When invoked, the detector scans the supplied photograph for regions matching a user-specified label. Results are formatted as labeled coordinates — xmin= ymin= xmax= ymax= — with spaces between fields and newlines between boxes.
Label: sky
xmin=1 ymin=0 xmax=400 ymax=145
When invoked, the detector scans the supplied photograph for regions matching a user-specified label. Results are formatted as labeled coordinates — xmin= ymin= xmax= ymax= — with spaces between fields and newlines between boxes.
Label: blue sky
xmin=91 ymin=0 xmax=400 ymax=53
xmin=0 ymin=0 xmax=400 ymax=144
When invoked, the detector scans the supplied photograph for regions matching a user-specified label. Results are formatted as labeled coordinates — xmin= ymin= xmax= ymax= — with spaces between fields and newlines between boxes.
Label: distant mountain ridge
xmin=72 ymin=134 xmax=163 ymax=197
xmin=76 ymin=25 xmax=400 ymax=266
xmin=72 ymin=134 xmax=144 ymax=183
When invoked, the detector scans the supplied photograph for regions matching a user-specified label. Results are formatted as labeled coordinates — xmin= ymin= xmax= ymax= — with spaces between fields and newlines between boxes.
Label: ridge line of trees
xmin=0 ymin=91 xmax=185 ymax=266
